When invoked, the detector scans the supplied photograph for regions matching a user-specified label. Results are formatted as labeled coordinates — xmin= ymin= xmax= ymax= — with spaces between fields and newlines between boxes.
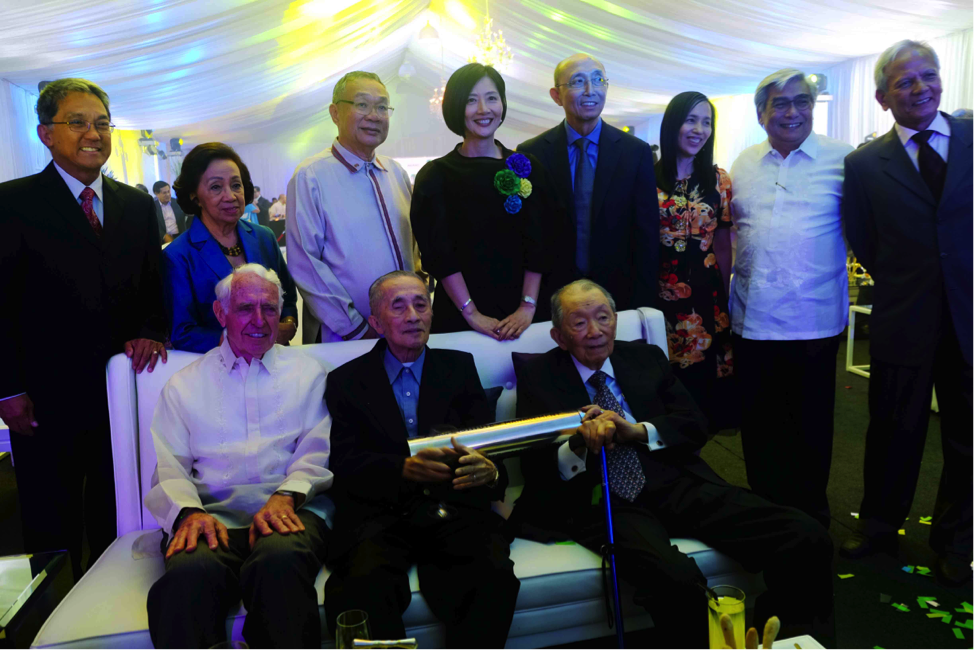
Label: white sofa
xmin=32 ymin=308 xmax=761 ymax=648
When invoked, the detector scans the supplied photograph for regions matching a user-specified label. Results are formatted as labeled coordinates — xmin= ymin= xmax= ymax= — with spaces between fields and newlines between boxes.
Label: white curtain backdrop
xmin=0 ymin=79 xmax=50 ymax=183
xmin=825 ymin=28 xmax=973 ymax=147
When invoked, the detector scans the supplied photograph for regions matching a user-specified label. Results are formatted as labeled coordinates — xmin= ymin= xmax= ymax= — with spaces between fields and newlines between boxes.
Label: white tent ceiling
xmin=2 ymin=0 xmax=970 ymax=146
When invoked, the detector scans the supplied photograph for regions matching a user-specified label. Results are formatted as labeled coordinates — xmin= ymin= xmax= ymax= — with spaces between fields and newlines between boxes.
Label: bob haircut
xmin=655 ymin=91 xmax=718 ymax=196
xmin=442 ymin=63 xmax=507 ymax=137
xmin=173 ymin=142 xmax=254 ymax=217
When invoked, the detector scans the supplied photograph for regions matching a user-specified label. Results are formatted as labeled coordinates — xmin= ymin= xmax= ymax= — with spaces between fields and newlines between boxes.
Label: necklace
xmin=218 ymin=241 xmax=243 ymax=257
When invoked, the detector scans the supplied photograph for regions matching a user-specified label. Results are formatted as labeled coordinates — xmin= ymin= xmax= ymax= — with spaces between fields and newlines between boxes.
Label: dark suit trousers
xmin=324 ymin=499 xmax=520 ymax=648
xmin=147 ymin=510 xmax=329 ymax=649
xmin=575 ymin=475 xmax=835 ymax=648
xmin=9 ymin=386 xmax=116 ymax=581
xmin=859 ymin=313 xmax=973 ymax=557
xmin=735 ymin=335 xmax=840 ymax=527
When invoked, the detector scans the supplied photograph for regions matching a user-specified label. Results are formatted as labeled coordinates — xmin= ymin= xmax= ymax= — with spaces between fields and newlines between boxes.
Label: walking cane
xmin=600 ymin=448 xmax=626 ymax=649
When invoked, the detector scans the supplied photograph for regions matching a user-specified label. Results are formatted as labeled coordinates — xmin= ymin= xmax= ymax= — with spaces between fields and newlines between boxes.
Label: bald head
xmin=554 ymin=53 xmax=605 ymax=86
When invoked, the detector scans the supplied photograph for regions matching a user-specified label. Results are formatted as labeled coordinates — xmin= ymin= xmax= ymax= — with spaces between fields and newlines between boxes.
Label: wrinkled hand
xmin=124 ymin=338 xmax=168 ymax=374
xmin=571 ymin=405 xmax=618 ymax=456
xmin=167 ymin=511 xmax=229 ymax=559
xmin=402 ymin=447 xmax=460 ymax=483
xmin=0 ymin=394 xmax=38 ymax=436
xmin=588 ymin=408 xmax=646 ymax=445
xmin=451 ymin=437 xmax=497 ymax=490
xmin=464 ymin=310 xmax=502 ymax=341
xmin=276 ymin=322 xmax=297 ymax=345
xmin=495 ymin=303 xmax=535 ymax=341
xmin=719 ymin=614 xmax=779 ymax=649
xmin=248 ymin=493 xmax=305 ymax=549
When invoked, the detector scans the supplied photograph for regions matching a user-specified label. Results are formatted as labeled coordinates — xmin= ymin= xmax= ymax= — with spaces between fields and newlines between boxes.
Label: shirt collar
xmin=571 ymin=353 xmax=615 ymax=387
xmin=895 ymin=112 xmax=951 ymax=148
xmin=759 ymin=132 xmax=819 ymax=160
xmin=384 ymin=346 xmax=426 ymax=384
xmin=218 ymin=335 xmax=279 ymax=375
xmin=565 ymin=118 xmax=603 ymax=148
xmin=53 ymin=161 xmax=103 ymax=202
xmin=331 ymin=139 xmax=386 ymax=174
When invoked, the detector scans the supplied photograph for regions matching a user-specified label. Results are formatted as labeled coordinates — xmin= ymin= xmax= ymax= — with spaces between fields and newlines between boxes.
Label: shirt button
xmin=408 ymin=418 xmax=414 ymax=424
xmin=405 ymin=392 xmax=411 ymax=396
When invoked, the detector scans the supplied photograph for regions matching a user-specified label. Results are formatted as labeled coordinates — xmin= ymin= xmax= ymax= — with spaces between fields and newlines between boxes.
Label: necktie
xmin=573 ymin=137 xmax=594 ymax=276
xmin=912 ymin=130 xmax=946 ymax=203
xmin=589 ymin=370 xmax=646 ymax=502
xmin=79 ymin=187 xmax=102 ymax=236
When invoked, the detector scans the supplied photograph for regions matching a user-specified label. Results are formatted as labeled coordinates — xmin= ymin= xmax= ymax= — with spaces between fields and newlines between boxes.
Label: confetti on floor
xmin=915 ymin=566 xmax=932 ymax=576
xmin=851 ymin=512 xmax=859 ymax=519
xmin=952 ymin=627 xmax=965 ymax=640
xmin=891 ymin=603 xmax=910 ymax=612
xmin=928 ymin=613 xmax=948 ymax=619
xmin=902 ymin=565 xmax=914 ymax=573
xmin=838 ymin=573 xmax=855 ymax=579
xmin=919 ymin=516 xmax=932 ymax=525
xmin=955 ymin=619 xmax=973 ymax=630
xmin=898 ymin=529 xmax=906 ymax=535
xmin=940 ymin=615 xmax=953 ymax=624
xmin=917 ymin=597 xmax=938 ymax=609
xmin=961 ymin=602 xmax=973 ymax=613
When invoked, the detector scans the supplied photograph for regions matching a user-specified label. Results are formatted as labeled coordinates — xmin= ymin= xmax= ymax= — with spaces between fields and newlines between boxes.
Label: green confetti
xmin=902 ymin=565 xmax=914 ymax=573
xmin=915 ymin=566 xmax=932 ymax=576
xmin=930 ymin=609 xmax=949 ymax=615
xmin=591 ymin=484 xmax=602 ymax=505
xmin=838 ymin=573 xmax=855 ymax=579
xmin=554 ymin=540 xmax=576 ymax=545
xmin=897 ymin=529 xmax=906 ymax=535
xmin=962 ymin=601 xmax=973 ymax=613
xmin=919 ymin=516 xmax=932 ymax=525
xmin=918 ymin=597 xmax=936 ymax=609
xmin=941 ymin=615 xmax=953 ymax=624
xmin=952 ymin=627 xmax=964 ymax=640
xmin=891 ymin=603 xmax=910 ymax=612
xmin=928 ymin=613 xmax=947 ymax=619
xmin=955 ymin=619 xmax=973 ymax=630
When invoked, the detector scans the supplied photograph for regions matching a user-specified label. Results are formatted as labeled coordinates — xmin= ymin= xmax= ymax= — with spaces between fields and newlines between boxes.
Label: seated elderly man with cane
xmin=145 ymin=264 xmax=334 ymax=649
xmin=324 ymin=270 xmax=520 ymax=648
xmin=509 ymin=279 xmax=836 ymax=648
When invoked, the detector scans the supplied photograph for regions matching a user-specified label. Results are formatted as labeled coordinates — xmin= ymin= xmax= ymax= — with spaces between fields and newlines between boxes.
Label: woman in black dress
xmin=655 ymin=91 xmax=738 ymax=433
xmin=411 ymin=63 xmax=557 ymax=338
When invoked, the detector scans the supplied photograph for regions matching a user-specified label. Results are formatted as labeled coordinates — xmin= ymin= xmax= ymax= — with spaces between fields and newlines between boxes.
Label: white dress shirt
xmin=53 ymin=161 xmax=104 ymax=226
xmin=729 ymin=132 xmax=854 ymax=340
xmin=557 ymin=356 xmax=666 ymax=481
xmin=160 ymin=200 xmax=178 ymax=235
xmin=287 ymin=139 xmax=421 ymax=342
xmin=146 ymin=339 xmax=335 ymax=533
xmin=268 ymin=202 xmax=286 ymax=220
xmin=895 ymin=111 xmax=951 ymax=171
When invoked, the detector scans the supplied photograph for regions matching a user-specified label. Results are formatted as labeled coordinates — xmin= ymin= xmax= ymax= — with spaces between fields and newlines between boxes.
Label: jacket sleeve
xmin=162 ymin=248 xmax=223 ymax=353
xmin=410 ymin=162 xmax=461 ymax=280
xmin=266 ymin=232 xmax=298 ymax=322
xmin=0 ymin=204 xmax=27 ymax=398
xmin=641 ymin=345 xmax=709 ymax=453
xmin=842 ymin=155 xmax=876 ymax=273
xmin=631 ymin=143 xmax=660 ymax=308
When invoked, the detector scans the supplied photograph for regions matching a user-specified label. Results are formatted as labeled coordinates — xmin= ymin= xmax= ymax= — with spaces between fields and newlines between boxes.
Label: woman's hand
xmin=496 ymin=303 xmax=536 ymax=340
xmin=464 ymin=309 xmax=502 ymax=340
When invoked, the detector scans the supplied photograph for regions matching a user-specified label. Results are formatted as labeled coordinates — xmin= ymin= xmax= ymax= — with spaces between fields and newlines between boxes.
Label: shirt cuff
xmin=557 ymin=440 xmax=587 ymax=481
xmin=277 ymin=479 xmax=314 ymax=507
xmin=0 ymin=392 xmax=26 ymax=402
xmin=640 ymin=422 xmax=665 ymax=451
xmin=341 ymin=319 xmax=369 ymax=341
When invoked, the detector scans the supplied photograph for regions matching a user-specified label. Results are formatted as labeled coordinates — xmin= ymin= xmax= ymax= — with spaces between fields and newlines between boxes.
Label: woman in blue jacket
xmin=163 ymin=142 xmax=297 ymax=351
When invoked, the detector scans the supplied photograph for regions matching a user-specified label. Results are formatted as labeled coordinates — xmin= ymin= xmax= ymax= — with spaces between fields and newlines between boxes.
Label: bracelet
xmin=522 ymin=295 xmax=537 ymax=307
xmin=458 ymin=298 xmax=474 ymax=313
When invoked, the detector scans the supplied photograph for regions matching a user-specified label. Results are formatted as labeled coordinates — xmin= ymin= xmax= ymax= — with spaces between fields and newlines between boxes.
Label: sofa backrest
xmin=107 ymin=308 xmax=667 ymax=536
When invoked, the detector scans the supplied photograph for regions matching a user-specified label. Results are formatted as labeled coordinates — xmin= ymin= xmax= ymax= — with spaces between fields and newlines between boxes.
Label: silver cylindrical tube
xmin=407 ymin=411 xmax=584 ymax=456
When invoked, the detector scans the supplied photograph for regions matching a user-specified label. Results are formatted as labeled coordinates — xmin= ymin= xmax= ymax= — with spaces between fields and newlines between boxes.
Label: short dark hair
xmin=36 ymin=78 xmax=110 ymax=125
xmin=152 ymin=180 xmax=169 ymax=194
xmin=655 ymin=91 xmax=717 ymax=196
xmin=173 ymin=142 xmax=254 ymax=217
xmin=135 ymin=184 xmax=149 ymax=193
xmin=368 ymin=271 xmax=429 ymax=315
xmin=253 ymin=186 xmax=260 ymax=192
xmin=442 ymin=63 xmax=507 ymax=137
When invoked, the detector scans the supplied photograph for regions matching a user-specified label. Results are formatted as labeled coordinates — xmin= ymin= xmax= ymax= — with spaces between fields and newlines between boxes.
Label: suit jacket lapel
xmin=188 ymin=218 xmax=233 ymax=281
xmin=592 ymin=123 xmax=623 ymax=220
xmin=358 ymin=341 xmax=410 ymax=451
xmin=878 ymin=127 xmax=936 ymax=207
xmin=545 ymin=123 xmax=575 ymax=222
xmin=238 ymin=220 xmax=262 ymax=263
xmin=942 ymin=113 xmax=973 ymax=203
xmin=551 ymin=349 xmax=595 ymax=408
xmin=37 ymin=163 xmax=100 ymax=250
xmin=417 ymin=350 xmax=455 ymax=437
xmin=101 ymin=176 xmax=124 ymax=254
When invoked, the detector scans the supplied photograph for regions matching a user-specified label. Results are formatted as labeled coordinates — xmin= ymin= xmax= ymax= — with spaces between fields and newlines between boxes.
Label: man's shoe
xmin=935 ymin=555 xmax=972 ymax=587
xmin=839 ymin=532 xmax=895 ymax=559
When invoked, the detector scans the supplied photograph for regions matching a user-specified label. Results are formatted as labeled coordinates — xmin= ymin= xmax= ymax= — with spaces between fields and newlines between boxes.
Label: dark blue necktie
xmin=573 ymin=137 xmax=594 ymax=275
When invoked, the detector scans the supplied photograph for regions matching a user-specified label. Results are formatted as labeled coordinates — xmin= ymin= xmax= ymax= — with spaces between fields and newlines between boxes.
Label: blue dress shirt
xmin=383 ymin=347 xmax=426 ymax=439
xmin=566 ymin=118 xmax=603 ymax=191
xmin=53 ymin=161 xmax=104 ymax=226
xmin=162 ymin=217 xmax=299 ymax=352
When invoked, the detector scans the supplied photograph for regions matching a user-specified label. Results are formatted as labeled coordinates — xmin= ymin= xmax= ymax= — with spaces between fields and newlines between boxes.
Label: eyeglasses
xmin=336 ymin=100 xmax=394 ymax=117
xmin=556 ymin=75 xmax=609 ymax=90
xmin=43 ymin=119 xmax=115 ymax=134
xmin=769 ymin=96 xmax=813 ymax=113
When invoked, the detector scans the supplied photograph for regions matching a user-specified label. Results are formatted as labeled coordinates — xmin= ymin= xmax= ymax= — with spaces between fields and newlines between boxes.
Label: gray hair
xmin=332 ymin=71 xmax=385 ymax=105
xmin=368 ymin=270 xmax=429 ymax=315
xmin=754 ymin=68 xmax=818 ymax=114
xmin=214 ymin=264 xmax=284 ymax=312
xmin=36 ymin=78 xmax=110 ymax=125
xmin=874 ymin=40 xmax=940 ymax=93
xmin=551 ymin=279 xmax=617 ymax=329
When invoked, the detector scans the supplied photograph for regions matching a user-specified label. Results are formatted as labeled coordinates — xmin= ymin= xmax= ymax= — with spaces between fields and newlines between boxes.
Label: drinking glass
xmin=336 ymin=609 xmax=371 ymax=649
xmin=707 ymin=585 xmax=746 ymax=649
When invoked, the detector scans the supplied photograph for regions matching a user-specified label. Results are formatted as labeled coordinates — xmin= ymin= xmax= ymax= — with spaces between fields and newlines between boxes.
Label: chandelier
xmin=467 ymin=9 xmax=512 ymax=71
xmin=429 ymin=85 xmax=445 ymax=116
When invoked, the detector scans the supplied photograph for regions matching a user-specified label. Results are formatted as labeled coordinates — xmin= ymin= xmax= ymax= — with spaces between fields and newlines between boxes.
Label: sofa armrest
xmin=106 ymin=354 xmax=142 ymax=537
xmin=637 ymin=308 xmax=668 ymax=360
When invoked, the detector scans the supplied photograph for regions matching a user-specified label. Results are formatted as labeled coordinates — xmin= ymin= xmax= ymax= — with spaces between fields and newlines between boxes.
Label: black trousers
xmin=9 ymin=388 xmax=117 ymax=581
xmin=576 ymin=475 xmax=836 ymax=648
xmin=735 ymin=335 xmax=840 ymax=527
xmin=859 ymin=317 xmax=972 ymax=557
xmin=146 ymin=510 xmax=329 ymax=649
xmin=325 ymin=500 xmax=520 ymax=648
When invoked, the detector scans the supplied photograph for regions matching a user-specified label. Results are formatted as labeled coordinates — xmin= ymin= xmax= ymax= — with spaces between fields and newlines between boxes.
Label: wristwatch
xmin=522 ymin=295 xmax=537 ymax=307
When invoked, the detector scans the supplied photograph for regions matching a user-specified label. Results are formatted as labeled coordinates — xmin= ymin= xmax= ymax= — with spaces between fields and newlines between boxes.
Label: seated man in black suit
xmin=509 ymin=280 xmax=835 ymax=648
xmin=324 ymin=270 xmax=520 ymax=647
xmin=153 ymin=179 xmax=188 ymax=242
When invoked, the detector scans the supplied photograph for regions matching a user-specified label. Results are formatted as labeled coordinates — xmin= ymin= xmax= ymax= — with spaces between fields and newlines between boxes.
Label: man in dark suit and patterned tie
xmin=0 ymin=78 xmax=168 ymax=579
xmin=323 ymin=271 xmax=519 ymax=647
xmin=508 ymin=280 xmax=836 ymax=648
xmin=518 ymin=53 xmax=659 ymax=311
xmin=842 ymin=40 xmax=972 ymax=586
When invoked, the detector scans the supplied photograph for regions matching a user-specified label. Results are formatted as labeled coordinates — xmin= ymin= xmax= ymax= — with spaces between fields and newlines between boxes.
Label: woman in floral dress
xmin=655 ymin=91 xmax=738 ymax=433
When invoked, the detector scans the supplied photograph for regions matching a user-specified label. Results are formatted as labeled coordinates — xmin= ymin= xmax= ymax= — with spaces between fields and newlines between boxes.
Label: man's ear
xmin=875 ymin=89 xmax=890 ymax=112
xmin=213 ymin=300 xmax=227 ymax=328
xmin=329 ymin=103 xmax=340 ymax=125
xmin=368 ymin=313 xmax=384 ymax=337
xmin=37 ymin=124 xmax=53 ymax=147
xmin=550 ymin=326 xmax=569 ymax=351
xmin=549 ymin=87 xmax=563 ymax=107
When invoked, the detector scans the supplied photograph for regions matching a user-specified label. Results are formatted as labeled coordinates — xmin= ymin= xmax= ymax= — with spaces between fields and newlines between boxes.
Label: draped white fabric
xmin=0 ymin=80 xmax=50 ymax=184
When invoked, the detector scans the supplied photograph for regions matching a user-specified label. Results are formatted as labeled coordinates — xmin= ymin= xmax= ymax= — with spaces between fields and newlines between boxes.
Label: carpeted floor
xmin=0 ymin=338 xmax=970 ymax=648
